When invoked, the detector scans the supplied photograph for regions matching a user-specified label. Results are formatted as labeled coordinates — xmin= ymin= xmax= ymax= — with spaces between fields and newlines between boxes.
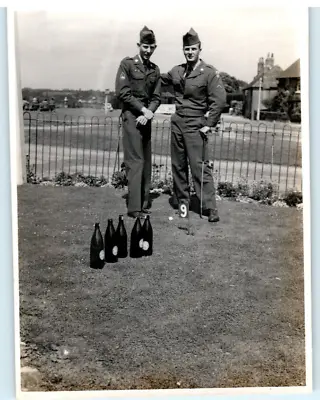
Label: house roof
xmin=243 ymin=71 xmax=264 ymax=90
xmin=278 ymin=59 xmax=300 ymax=78
xmin=242 ymin=64 xmax=283 ymax=91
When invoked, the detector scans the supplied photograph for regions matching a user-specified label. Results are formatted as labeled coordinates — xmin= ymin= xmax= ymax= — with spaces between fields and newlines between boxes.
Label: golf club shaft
xmin=200 ymin=136 xmax=206 ymax=218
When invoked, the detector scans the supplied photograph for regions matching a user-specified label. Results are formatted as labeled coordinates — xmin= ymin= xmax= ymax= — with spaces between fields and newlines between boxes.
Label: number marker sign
xmin=179 ymin=201 xmax=189 ymax=219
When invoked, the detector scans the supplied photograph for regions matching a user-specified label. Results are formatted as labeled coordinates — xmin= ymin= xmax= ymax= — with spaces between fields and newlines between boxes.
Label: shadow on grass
xmin=121 ymin=191 xmax=161 ymax=209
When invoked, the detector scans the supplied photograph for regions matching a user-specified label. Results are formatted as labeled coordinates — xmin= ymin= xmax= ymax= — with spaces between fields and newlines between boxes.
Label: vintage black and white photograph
xmin=12 ymin=4 xmax=310 ymax=395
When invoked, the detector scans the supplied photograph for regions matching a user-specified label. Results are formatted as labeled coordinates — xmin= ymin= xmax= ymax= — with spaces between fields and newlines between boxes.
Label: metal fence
xmin=23 ymin=112 xmax=302 ymax=196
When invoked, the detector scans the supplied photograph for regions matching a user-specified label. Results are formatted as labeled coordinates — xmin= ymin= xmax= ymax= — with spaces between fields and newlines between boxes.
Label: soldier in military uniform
xmin=161 ymin=28 xmax=227 ymax=223
xmin=115 ymin=26 xmax=161 ymax=218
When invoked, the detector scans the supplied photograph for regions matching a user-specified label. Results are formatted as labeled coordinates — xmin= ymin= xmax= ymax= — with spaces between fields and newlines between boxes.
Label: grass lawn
xmin=18 ymin=184 xmax=305 ymax=391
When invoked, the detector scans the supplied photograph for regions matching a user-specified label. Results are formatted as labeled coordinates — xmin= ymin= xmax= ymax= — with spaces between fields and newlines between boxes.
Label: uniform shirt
xmin=161 ymin=59 xmax=227 ymax=127
xmin=115 ymin=54 xmax=161 ymax=115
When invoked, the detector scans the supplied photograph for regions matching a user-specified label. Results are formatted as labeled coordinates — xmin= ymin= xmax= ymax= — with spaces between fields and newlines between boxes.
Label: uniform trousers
xmin=171 ymin=113 xmax=217 ymax=211
xmin=122 ymin=110 xmax=152 ymax=213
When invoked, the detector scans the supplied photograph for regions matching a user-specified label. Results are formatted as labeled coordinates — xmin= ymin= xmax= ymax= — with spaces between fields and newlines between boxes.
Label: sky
xmin=16 ymin=5 xmax=303 ymax=91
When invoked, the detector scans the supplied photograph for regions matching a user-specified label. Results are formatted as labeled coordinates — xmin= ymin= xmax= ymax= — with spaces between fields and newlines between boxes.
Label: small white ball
xmin=169 ymin=216 xmax=173 ymax=221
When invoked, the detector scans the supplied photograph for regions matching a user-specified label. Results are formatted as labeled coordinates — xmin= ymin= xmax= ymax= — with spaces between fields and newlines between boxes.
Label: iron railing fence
xmin=23 ymin=112 xmax=302 ymax=196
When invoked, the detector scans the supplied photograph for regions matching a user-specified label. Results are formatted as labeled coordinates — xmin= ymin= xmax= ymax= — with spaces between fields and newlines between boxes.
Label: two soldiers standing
xmin=115 ymin=26 xmax=227 ymax=222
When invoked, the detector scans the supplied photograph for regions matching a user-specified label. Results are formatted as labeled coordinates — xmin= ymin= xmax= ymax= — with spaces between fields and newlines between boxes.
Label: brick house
xmin=277 ymin=58 xmax=300 ymax=92
xmin=277 ymin=59 xmax=301 ymax=122
xmin=242 ymin=53 xmax=283 ymax=119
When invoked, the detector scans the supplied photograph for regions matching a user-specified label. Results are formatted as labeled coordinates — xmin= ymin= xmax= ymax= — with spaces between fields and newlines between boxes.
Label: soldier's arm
xmin=148 ymin=67 xmax=161 ymax=113
xmin=206 ymin=70 xmax=227 ymax=128
xmin=160 ymin=68 xmax=173 ymax=86
xmin=115 ymin=59 xmax=145 ymax=113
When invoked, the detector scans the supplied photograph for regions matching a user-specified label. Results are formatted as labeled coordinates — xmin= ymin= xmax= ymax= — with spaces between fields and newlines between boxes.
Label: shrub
xmin=111 ymin=172 xmax=127 ymax=189
xmin=26 ymin=159 xmax=41 ymax=184
xmin=282 ymin=189 xmax=303 ymax=207
xmin=249 ymin=180 xmax=275 ymax=202
xmin=111 ymin=162 xmax=127 ymax=189
xmin=217 ymin=181 xmax=237 ymax=198
xmin=54 ymin=172 xmax=74 ymax=186
xmin=236 ymin=178 xmax=250 ymax=197
xmin=80 ymin=174 xmax=108 ymax=187
xmin=23 ymin=162 xmax=302 ymax=208
xmin=150 ymin=163 xmax=165 ymax=190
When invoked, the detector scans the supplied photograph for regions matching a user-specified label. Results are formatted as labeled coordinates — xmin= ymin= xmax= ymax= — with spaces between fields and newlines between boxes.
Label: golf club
xmin=200 ymin=122 xmax=220 ymax=219
xmin=200 ymin=132 xmax=207 ymax=219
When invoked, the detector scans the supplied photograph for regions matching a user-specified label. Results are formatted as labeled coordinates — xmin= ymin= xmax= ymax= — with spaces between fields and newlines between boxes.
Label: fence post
xmin=271 ymin=120 xmax=275 ymax=171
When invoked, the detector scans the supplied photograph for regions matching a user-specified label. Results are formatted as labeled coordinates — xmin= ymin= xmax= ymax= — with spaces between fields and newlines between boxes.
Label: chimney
xmin=257 ymin=57 xmax=264 ymax=75
xmin=265 ymin=52 xmax=274 ymax=69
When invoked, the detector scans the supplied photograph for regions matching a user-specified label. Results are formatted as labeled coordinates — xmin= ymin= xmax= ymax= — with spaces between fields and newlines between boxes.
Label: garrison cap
xmin=183 ymin=27 xmax=200 ymax=47
xmin=139 ymin=25 xmax=156 ymax=45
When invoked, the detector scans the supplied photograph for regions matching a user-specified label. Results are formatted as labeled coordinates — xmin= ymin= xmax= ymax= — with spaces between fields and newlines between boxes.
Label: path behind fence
xmin=24 ymin=112 xmax=302 ymax=197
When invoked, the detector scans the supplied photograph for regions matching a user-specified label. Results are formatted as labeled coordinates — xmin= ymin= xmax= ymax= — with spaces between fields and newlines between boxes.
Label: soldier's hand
xmin=200 ymin=126 xmax=211 ymax=135
xmin=143 ymin=108 xmax=154 ymax=120
xmin=200 ymin=126 xmax=211 ymax=140
xmin=136 ymin=115 xmax=148 ymax=126
xmin=213 ymin=124 xmax=220 ymax=136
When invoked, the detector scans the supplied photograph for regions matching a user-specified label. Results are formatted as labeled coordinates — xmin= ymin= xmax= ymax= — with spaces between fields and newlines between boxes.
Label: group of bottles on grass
xmin=90 ymin=215 xmax=153 ymax=269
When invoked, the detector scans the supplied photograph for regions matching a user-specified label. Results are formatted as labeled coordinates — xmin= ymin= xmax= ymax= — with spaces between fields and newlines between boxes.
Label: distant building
xmin=278 ymin=59 xmax=301 ymax=122
xmin=277 ymin=58 xmax=300 ymax=92
xmin=242 ymin=53 xmax=283 ymax=119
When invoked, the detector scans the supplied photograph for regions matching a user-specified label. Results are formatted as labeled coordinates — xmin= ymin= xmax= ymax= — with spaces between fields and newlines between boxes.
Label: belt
xmin=175 ymin=109 xmax=206 ymax=118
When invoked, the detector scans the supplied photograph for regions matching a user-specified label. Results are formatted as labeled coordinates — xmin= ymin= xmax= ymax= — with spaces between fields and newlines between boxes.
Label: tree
xmin=261 ymin=87 xmax=301 ymax=123
xmin=219 ymin=72 xmax=247 ymax=93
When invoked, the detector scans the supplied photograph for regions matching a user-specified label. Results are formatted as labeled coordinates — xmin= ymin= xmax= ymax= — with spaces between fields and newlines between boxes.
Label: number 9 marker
xmin=179 ymin=201 xmax=189 ymax=219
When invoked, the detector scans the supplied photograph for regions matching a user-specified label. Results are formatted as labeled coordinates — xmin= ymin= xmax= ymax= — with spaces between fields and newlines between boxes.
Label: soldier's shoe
xmin=208 ymin=209 xmax=220 ymax=223
xmin=142 ymin=201 xmax=151 ymax=214
xmin=142 ymin=201 xmax=151 ymax=209
xmin=127 ymin=211 xmax=143 ymax=218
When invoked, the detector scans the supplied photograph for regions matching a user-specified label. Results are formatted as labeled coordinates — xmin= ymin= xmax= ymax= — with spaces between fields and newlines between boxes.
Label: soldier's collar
xmin=134 ymin=55 xmax=142 ymax=64
xmin=134 ymin=54 xmax=154 ymax=68
xmin=185 ymin=59 xmax=204 ymax=72
xmin=184 ymin=59 xmax=205 ymax=78
xmin=193 ymin=59 xmax=202 ymax=71
xmin=197 ymin=59 xmax=206 ymax=71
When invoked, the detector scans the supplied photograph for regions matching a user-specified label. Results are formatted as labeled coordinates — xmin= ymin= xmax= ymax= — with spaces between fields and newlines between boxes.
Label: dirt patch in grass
xmin=17 ymin=185 xmax=305 ymax=391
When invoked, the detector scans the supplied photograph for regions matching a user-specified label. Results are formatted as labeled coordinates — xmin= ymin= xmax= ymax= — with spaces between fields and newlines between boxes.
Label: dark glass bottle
xmin=141 ymin=215 xmax=153 ymax=257
xmin=104 ymin=219 xmax=118 ymax=263
xmin=130 ymin=217 xmax=143 ymax=258
xmin=90 ymin=223 xmax=105 ymax=269
xmin=115 ymin=215 xmax=128 ymax=258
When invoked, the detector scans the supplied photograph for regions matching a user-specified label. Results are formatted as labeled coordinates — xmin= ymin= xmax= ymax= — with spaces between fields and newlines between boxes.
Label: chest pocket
xmin=131 ymin=69 xmax=145 ymax=93
xmin=185 ymin=76 xmax=207 ymax=99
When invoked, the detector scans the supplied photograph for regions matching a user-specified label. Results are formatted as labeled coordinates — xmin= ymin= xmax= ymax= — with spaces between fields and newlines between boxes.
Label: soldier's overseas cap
xmin=183 ymin=27 xmax=200 ymax=47
xmin=139 ymin=26 xmax=156 ymax=45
